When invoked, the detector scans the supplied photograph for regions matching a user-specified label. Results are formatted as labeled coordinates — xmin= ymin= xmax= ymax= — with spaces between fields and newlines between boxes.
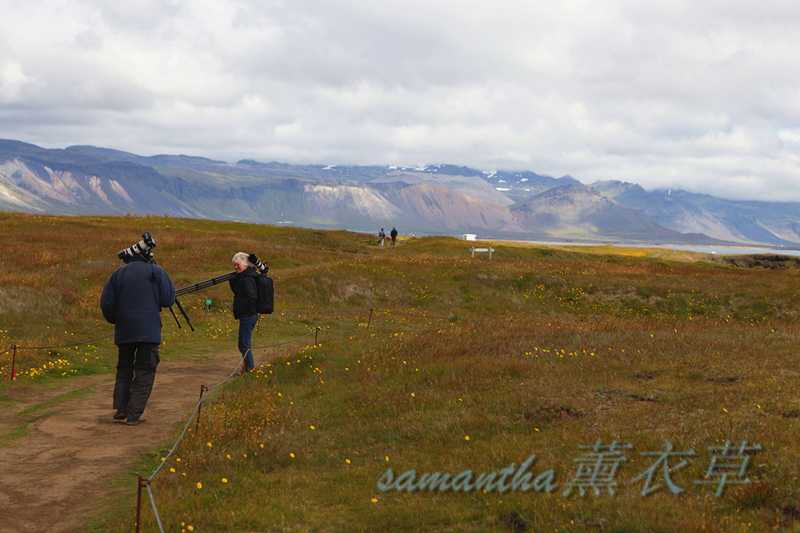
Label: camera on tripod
xmin=117 ymin=232 xmax=156 ymax=262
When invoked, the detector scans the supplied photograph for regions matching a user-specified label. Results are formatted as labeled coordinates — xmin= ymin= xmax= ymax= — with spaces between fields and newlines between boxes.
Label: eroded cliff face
xmin=374 ymin=171 xmax=516 ymax=207
xmin=1 ymin=159 xmax=83 ymax=206
xmin=0 ymin=159 xmax=137 ymax=211
xmin=302 ymin=184 xmax=405 ymax=221
xmin=383 ymin=183 xmax=525 ymax=232
xmin=0 ymin=155 xmax=202 ymax=218
xmin=300 ymin=182 xmax=528 ymax=233
xmin=511 ymin=184 xmax=657 ymax=230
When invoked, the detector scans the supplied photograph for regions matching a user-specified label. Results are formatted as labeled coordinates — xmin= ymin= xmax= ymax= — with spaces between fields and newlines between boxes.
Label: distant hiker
xmin=101 ymin=252 xmax=175 ymax=426
xmin=379 ymin=228 xmax=386 ymax=246
xmin=229 ymin=252 xmax=260 ymax=373
xmin=390 ymin=227 xmax=398 ymax=246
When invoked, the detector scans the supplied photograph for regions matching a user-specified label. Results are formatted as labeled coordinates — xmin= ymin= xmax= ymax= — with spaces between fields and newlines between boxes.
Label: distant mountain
xmin=370 ymin=170 xmax=515 ymax=206
xmin=67 ymin=145 xmax=227 ymax=172
xmin=480 ymin=169 xmax=581 ymax=202
xmin=395 ymin=163 xmax=581 ymax=202
xmin=0 ymin=139 xmax=794 ymax=246
xmin=0 ymin=141 xmax=527 ymax=235
xmin=593 ymin=181 xmax=800 ymax=246
xmin=0 ymin=140 xmax=202 ymax=217
xmin=510 ymin=184 xmax=729 ymax=244
xmin=296 ymin=181 xmax=527 ymax=234
xmin=381 ymin=183 xmax=527 ymax=233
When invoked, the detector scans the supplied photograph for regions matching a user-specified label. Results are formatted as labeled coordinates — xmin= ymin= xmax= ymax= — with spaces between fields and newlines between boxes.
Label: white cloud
xmin=1 ymin=0 xmax=800 ymax=200
xmin=0 ymin=61 xmax=37 ymax=103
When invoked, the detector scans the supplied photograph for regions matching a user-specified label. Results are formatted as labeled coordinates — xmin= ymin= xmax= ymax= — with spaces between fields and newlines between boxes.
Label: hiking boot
xmin=126 ymin=418 xmax=147 ymax=426
xmin=113 ymin=410 xmax=127 ymax=420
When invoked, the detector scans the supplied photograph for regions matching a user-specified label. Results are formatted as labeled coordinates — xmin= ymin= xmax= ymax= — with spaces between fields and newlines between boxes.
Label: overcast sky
xmin=2 ymin=0 xmax=800 ymax=201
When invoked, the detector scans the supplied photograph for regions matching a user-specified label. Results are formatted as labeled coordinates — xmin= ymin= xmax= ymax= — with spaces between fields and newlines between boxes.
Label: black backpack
xmin=255 ymin=274 xmax=274 ymax=314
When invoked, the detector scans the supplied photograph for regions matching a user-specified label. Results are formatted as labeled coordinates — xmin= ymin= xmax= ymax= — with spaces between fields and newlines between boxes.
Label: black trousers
xmin=113 ymin=343 xmax=160 ymax=421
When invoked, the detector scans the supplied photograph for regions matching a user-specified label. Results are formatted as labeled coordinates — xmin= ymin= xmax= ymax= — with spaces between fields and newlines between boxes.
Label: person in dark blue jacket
xmin=101 ymin=254 xmax=175 ymax=425
xmin=229 ymin=252 xmax=260 ymax=373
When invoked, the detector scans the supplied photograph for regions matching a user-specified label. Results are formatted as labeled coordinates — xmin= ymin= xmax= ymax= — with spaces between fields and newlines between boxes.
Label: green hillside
xmin=1 ymin=213 xmax=799 ymax=532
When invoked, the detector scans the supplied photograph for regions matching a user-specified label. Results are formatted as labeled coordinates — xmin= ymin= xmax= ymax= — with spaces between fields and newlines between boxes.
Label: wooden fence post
xmin=136 ymin=476 xmax=147 ymax=533
xmin=195 ymin=385 xmax=208 ymax=432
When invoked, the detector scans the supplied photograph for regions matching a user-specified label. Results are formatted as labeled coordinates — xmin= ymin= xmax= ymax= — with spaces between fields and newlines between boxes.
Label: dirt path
xmin=0 ymin=354 xmax=240 ymax=533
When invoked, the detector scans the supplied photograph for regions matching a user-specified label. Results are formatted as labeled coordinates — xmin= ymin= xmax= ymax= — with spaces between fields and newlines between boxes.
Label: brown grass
xmin=2 ymin=213 xmax=800 ymax=532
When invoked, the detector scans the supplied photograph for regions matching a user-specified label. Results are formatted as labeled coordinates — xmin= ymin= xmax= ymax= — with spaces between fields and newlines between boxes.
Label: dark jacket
xmin=100 ymin=255 xmax=176 ymax=345
xmin=390 ymin=228 xmax=398 ymax=238
xmin=229 ymin=267 xmax=259 ymax=320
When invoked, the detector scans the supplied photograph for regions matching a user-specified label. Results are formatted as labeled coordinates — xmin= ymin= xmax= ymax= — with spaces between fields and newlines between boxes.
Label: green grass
xmin=3 ymin=213 xmax=800 ymax=532
xmin=17 ymin=384 xmax=98 ymax=417
xmin=0 ymin=411 xmax=73 ymax=448
xmin=114 ymin=316 xmax=800 ymax=532
xmin=0 ymin=383 xmax=100 ymax=448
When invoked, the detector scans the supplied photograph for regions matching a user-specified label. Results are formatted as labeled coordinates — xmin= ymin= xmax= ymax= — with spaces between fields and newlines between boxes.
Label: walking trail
xmin=0 ymin=353 xmax=240 ymax=533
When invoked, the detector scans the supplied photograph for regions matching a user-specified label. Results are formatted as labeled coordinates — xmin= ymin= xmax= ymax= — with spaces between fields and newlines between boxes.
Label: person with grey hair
xmin=229 ymin=252 xmax=260 ymax=373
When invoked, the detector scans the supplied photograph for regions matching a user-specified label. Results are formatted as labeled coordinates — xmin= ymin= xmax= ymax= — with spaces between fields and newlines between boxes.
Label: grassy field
xmin=2 ymin=212 xmax=800 ymax=532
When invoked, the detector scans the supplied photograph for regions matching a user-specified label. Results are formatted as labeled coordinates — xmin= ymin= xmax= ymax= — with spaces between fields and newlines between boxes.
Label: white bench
xmin=470 ymin=247 xmax=495 ymax=259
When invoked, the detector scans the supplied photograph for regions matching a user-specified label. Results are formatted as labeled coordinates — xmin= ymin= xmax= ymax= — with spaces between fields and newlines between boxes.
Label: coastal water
xmin=515 ymin=241 xmax=800 ymax=257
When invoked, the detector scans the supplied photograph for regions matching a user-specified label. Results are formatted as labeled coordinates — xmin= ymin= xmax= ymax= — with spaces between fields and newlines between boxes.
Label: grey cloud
xmin=82 ymin=0 xmax=183 ymax=32
xmin=74 ymin=30 xmax=103 ymax=51
xmin=1 ymin=0 xmax=800 ymax=201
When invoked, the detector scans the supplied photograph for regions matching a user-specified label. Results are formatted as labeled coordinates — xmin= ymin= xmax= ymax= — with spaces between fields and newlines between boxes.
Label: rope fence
xmin=375 ymin=309 xmax=459 ymax=320
xmin=2 ymin=334 xmax=115 ymax=381
xmin=0 ymin=303 xmax=462 ymax=530
xmin=11 ymin=334 xmax=115 ymax=351
xmin=2 ymin=306 xmax=459 ymax=381
xmin=277 ymin=308 xmax=370 ymax=314
xmin=135 ymin=328 xmax=346 ymax=532
xmin=3 ymin=306 xmax=453 ymax=348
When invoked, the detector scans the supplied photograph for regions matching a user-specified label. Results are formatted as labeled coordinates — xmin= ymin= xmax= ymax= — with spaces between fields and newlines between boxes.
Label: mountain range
xmin=1 ymin=138 xmax=798 ymax=247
